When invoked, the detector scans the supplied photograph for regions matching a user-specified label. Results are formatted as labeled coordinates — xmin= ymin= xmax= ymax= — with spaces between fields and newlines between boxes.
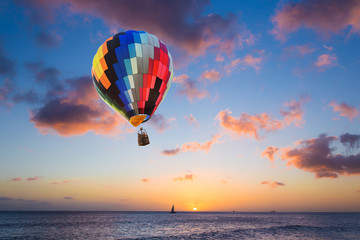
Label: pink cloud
xmin=281 ymin=133 xmax=360 ymax=178
xmin=216 ymin=54 xmax=225 ymax=62
xmin=280 ymin=98 xmax=307 ymax=126
xmin=284 ymin=44 xmax=315 ymax=57
xmin=226 ymin=53 xmax=263 ymax=72
xmin=323 ymin=45 xmax=333 ymax=51
xmin=51 ymin=180 xmax=79 ymax=184
xmin=148 ymin=114 xmax=175 ymax=133
xmin=200 ymin=69 xmax=221 ymax=82
xmin=329 ymin=101 xmax=359 ymax=120
xmin=173 ymin=74 xmax=209 ymax=102
xmin=173 ymin=173 xmax=195 ymax=182
xmin=262 ymin=146 xmax=279 ymax=162
xmin=261 ymin=180 xmax=285 ymax=188
xmin=26 ymin=176 xmax=42 ymax=181
xmin=141 ymin=178 xmax=150 ymax=183
xmin=217 ymin=99 xmax=306 ymax=139
xmin=161 ymin=134 xmax=221 ymax=156
xmin=271 ymin=0 xmax=360 ymax=41
xmin=184 ymin=114 xmax=199 ymax=128
xmin=314 ymin=54 xmax=337 ymax=68
xmin=9 ymin=177 xmax=22 ymax=182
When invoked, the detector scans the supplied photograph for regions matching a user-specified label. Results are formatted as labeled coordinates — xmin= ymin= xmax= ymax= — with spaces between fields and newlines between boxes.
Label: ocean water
xmin=0 ymin=212 xmax=359 ymax=240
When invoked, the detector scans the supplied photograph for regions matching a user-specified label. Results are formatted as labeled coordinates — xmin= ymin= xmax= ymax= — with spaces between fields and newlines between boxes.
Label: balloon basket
xmin=138 ymin=128 xmax=150 ymax=146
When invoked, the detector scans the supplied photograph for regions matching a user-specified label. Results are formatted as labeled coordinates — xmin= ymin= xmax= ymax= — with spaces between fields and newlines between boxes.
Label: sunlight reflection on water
xmin=1 ymin=212 xmax=359 ymax=239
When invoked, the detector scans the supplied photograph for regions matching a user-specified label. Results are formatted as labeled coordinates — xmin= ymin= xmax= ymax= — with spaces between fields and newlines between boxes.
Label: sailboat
xmin=170 ymin=204 xmax=176 ymax=213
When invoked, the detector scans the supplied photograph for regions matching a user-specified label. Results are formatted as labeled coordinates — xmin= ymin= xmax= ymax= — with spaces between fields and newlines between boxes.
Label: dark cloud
xmin=161 ymin=148 xmax=181 ymax=156
xmin=340 ymin=133 xmax=360 ymax=149
xmin=282 ymin=134 xmax=360 ymax=178
xmin=0 ymin=196 xmax=50 ymax=210
xmin=35 ymin=30 xmax=63 ymax=48
xmin=30 ymin=75 xmax=129 ymax=136
xmin=0 ymin=44 xmax=16 ymax=77
xmin=17 ymin=0 xmax=242 ymax=56
xmin=63 ymin=197 xmax=74 ymax=200
xmin=0 ymin=78 xmax=14 ymax=106
xmin=272 ymin=0 xmax=360 ymax=40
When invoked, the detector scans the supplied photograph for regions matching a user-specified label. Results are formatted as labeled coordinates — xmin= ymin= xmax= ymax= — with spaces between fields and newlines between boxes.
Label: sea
xmin=0 ymin=211 xmax=359 ymax=240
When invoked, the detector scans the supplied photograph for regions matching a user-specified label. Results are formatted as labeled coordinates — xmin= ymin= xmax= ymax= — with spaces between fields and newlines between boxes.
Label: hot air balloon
xmin=91 ymin=30 xmax=174 ymax=146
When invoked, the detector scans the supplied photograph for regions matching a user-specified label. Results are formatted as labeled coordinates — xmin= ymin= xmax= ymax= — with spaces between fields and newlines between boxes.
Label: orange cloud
xmin=216 ymin=54 xmax=224 ymax=62
xmin=271 ymin=0 xmax=360 ymax=41
xmin=216 ymin=110 xmax=283 ymax=139
xmin=173 ymin=74 xmax=209 ymax=102
xmin=329 ymin=101 xmax=359 ymax=120
xmin=262 ymin=146 xmax=279 ymax=162
xmin=281 ymin=133 xmax=360 ymax=178
xmin=173 ymin=173 xmax=195 ymax=182
xmin=141 ymin=178 xmax=150 ymax=183
xmin=148 ymin=114 xmax=175 ymax=133
xmin=200 ymin=69 xmax=221 ymax=82
xmin=217 ymin=99 xmax=306 ymax=139
xmin=161 ymin=134 xmax=221 ymax=156
xmin=261 ymin=180 xmax=285 ymax=188
xmin=314 ymin=54 xmax=337 ymax=68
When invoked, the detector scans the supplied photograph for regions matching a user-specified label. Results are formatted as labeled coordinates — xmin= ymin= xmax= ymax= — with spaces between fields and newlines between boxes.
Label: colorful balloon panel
xmin=92 ymin=30 xmax=174 ymax=127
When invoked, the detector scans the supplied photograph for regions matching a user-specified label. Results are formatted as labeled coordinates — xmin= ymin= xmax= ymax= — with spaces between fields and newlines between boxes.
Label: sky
xmin=0 ymin=0 xmax=360 ymax=212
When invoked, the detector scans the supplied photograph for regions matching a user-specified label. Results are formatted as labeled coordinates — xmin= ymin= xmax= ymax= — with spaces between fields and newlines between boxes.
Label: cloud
xmin=200 ymin=69 xmax=221 ymax=82
xmin=281 ymin=133 xmax=360 ymax=178
xmin=173 ymin=173 xmax=195 ymax=182
xmin=216 ymin=54 xmax=225 ymax=62
xmin=226 ymin=53 xmax=263 ymax=72
xmin=161 ymin=134 xmax=221 ymax=156
xmin=314 ymin=54 xmax=337 ymax=69
xmin=18 ymin=0 xmax=243 ymax=57
xmin=141 ymin=178 xmax=150 ymax=183
xmin=9 ymin=177 xmax=22 ymax=181
xmin=329 ymin=101 xmax=359 ymax=120
xmin=280 ymin=98 xmax=307 ymax=126
xmin=262 ymin=146 xmax=279 ymax=162
xmin=184 ymin=114 xmax=199 ymax=128
xmin=216 ymin=110 xmax=284 ymax=139
xmin=26 ymin=176 xmax=42 ymax=181
xmin=323 ymin=45 xmax=333 ymax=51
xmin=0 ymin=196 xmax=49 ymax=205
xmin=29 ymin=73 xmax=131 ymax=136
xmin=148 ymin=114 xmax=174 ymax=133
xmin=0 ymin=44 xmax=16 ymax=77
xmin=261 ymin=180 xmax=285 ymax=188
xmin=51 ymin=180 xmax=79 ymax=184
xmin=35 ymin=30 xmax=63 ymax=48
xmin=0 ymin=79 xmax=14 ymax=107
xmin=173 ymin=74 xmax=209 ymax=102
xmin=284 ymin=44 xmax=315 ymax=57
xmin=340 ymin=133 xmax=360 ymax=149
xmin=217 ymin=99 xmax=306 ymax=139
xmin=271 ymin=0 xmax=360 ymax=41
xmin=63 ymin=197 xmax=74 ymax=200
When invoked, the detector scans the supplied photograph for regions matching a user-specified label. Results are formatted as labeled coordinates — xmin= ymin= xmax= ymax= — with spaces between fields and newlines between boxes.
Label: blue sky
xmin=0 ymin=0 xmax=360 ymax=211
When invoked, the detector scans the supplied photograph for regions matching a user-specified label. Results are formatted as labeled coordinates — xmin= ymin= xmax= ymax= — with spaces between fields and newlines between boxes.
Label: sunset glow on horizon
xmin=0 ymin=0 xmax=360 ymax=212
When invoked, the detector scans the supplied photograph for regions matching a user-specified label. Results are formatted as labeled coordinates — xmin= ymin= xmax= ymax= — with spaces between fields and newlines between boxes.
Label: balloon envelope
xmin=92 ymin=30 xmax=174 ymax=127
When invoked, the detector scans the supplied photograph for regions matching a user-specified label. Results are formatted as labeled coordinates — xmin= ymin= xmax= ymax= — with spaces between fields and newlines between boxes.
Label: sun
xmin=193 ymin=208 xmax=197 ymax=211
